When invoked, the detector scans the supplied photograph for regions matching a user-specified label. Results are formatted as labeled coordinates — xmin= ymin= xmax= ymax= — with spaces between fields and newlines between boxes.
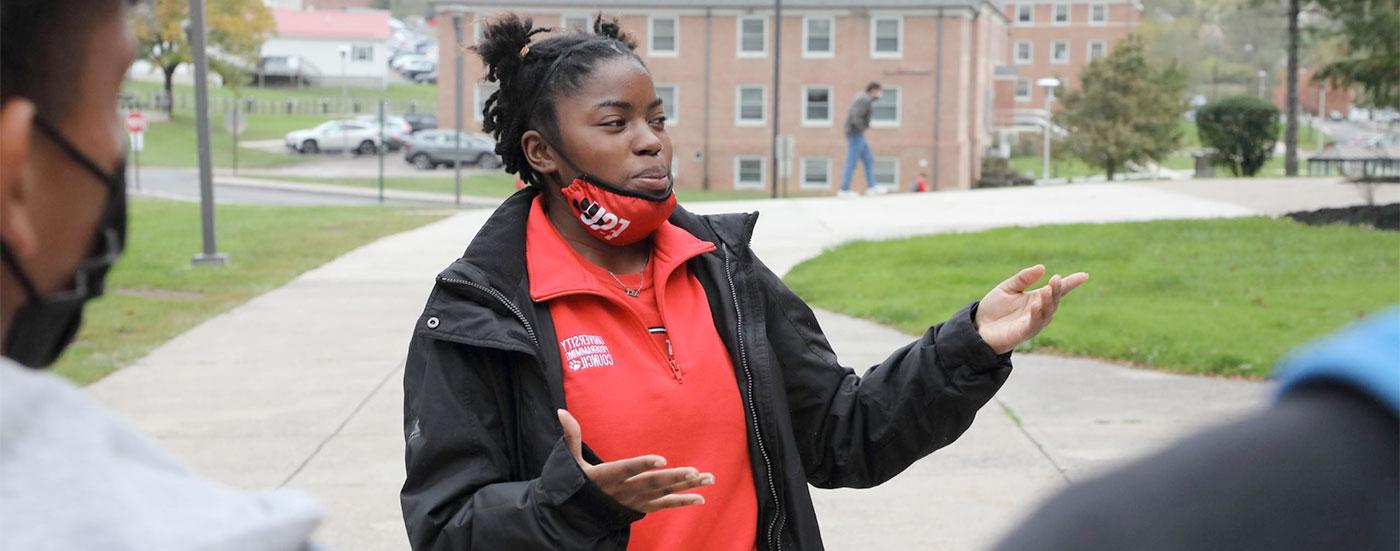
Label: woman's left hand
xmin=974 ymin=265 xmax=1089 ymax=355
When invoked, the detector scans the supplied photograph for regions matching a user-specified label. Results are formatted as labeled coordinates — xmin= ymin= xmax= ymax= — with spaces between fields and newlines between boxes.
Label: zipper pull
xmin=666 ymin=337 xmax=682 ymax=383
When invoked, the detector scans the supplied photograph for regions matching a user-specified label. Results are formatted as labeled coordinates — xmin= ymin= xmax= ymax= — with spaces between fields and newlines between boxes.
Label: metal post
xmin=133 ymin=144 xmax=141 ymax=191
xmin=378 ymin=98 xmax=386 ymax=204
xmin=453 ymin=14 xmax=464 ymax=207
xmin=189 ymin=0 xmax=226 ymax=267
xmin=1284 ymin=0 xmax=1299 ymax=176
xmin=1318 ymin=87 xmax=1326 ymax=151
xmin=769 ymin=0 xmax=782 ymax=198
xmin=341 ymin=49 xmax=350 ymax=158
xmin=231 ymin=101 xmax=239 ymax=176
xmin=932 ymin=9 xmax=944 ymax=191
xmin=702 ymin=8 xmax=712 ymax=190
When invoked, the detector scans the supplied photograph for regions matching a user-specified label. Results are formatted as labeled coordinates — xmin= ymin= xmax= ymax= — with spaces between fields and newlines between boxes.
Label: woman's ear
xmin=0 ymin=99 xmax=38 ymax=258
xmin=520 ymin=129 xmax=559 ymax=179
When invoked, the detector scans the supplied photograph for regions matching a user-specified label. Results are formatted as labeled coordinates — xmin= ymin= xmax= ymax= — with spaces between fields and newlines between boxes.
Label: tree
xmin=1310 ymin=0 xmax=1400 ymax=110
xmin=1055 ymin=36 xmax=1188 ymax=181
xmin=131 ymin=0 xmax=276 ymax=116
xmin=1197 ymin=95 xmax=1281 ymax=176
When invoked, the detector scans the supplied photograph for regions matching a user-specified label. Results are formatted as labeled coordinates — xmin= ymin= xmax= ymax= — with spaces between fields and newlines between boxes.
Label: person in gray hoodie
xmin=839 ymin=82 xmax=882 ymax=197
xmin=0 ymin=1 xmax=325 ymax=549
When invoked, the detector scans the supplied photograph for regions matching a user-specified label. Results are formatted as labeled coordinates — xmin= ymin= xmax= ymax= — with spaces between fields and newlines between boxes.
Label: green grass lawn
xmin=138 ymin=114 xmax=312 ymax=169
xmin=244 ymin=174 xmax=805 ymax=202
xmin=123 ymin=79 xmax=437 ymax=107
xmin=783 ymin=218 xmax=1400 ymax=378
xmin=51 ymin=199 xmax=449 ymax=385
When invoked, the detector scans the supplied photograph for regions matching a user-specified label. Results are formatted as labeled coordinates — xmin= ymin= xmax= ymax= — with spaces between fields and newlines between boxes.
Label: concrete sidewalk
xmin=88 ymin=179 xmax=1354 ymax=550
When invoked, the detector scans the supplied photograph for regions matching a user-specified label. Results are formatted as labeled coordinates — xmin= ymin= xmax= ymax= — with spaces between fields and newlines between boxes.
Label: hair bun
xmin=474 ymin=14 xmax=550 ymax=84
xmin=592 ymin=15 xmax=637 ymax=50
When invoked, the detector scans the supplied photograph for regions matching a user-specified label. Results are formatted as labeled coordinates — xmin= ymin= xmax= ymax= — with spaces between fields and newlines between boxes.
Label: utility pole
xmin=1284 ymin=0 xmax=1300 ymax=176
xmin=189 ymin=0 xmax=226 ymax=267
xmin=769 ymin=0 xmax=782 ymax=199
xmin=453 ymin=12 xmax=464 ymax=207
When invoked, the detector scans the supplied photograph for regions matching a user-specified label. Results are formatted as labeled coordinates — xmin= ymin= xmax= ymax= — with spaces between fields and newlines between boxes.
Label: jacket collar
xmin=436 ymin=186 xmax=760 ymax=295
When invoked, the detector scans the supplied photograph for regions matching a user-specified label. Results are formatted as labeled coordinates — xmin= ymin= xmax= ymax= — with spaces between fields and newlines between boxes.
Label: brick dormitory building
xmin=430 ymin=0 xmax=1139 ymax=193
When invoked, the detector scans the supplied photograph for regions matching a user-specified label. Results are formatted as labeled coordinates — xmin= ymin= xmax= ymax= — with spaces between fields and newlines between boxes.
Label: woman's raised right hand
xmin=557 ymin=409 xmax=714 ymax=513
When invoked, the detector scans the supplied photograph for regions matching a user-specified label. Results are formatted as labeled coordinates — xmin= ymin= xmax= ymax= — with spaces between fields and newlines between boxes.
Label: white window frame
xmin=870 ymin=15 xmax=903 ymax=59
xmin=873 ymin=157 xmax=900 ymax=189
xmin=1015 ymin=79 xmax=1031 ymax=102
xmin=473 ymin=82 xmax=499 ymax=122
xmin=801 ymin=85 xmax=833 ymax=127
xmin=1087 ymin=40 xmax=1107 ymax=61
xmin=799 ymin=157 xmax=832 ymax=190
xmin=870 ymin=86 xmax=901 ymax=128
xmin=561 ymin=13 xmax=592 ymax=33
xmin=1089 ymin=4 xmax=1108 ymax=25
xmin=1052 ymin=3 xmax=1070 ymax=25
xmin=352 ymin=44 xmax=373 ymax=62
xmin=648 ymin=15 xmax=679 ymax=57
xmin=1051 ymin=40 xmax=1070 ymax=64
xmin=802 ymin=15 xmax=835 ymax=58
xmin=1014 ymin=41 xmax=1034 ymax=65
xmin=654 ymin=83 xmax=679 ymax=126
xmin=734 ymin=156 xmax=766 ymax=190
xmin=737 ymin=15 xmax=768 ymax=58
xmin=1016 ymin=4 xmax=1033 ymax=24
xmin=735 ymin=85 xmax=767 ymax=126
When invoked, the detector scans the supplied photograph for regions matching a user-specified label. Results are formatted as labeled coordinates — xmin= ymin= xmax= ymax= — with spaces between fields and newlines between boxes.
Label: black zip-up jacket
xmin=401 ymin=189 xmax=1014 ymax=550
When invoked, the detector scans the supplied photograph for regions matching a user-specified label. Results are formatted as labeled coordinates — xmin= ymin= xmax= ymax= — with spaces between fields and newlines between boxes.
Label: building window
xmin=735 ymin=156 xmax=765 ymax=189
xmin=871 ymin=16 xmax=902 ymax=58
xmin=1014 ymin=41 xmax=1033 ymax=64
xmin=803 ymin=15 xmax=834 ymax=57
xmin=1053 ymin=3 xmax=1070 ymax=24
xmin=649 ymin=16 xmax=679 ymax=56
xmin=738 ymin=16 xmax=767 ymax=57
xmin=802 ymin=86 xmax=832 ymax=126
xmin=1015 ymin=79 xmax=1031 ymax=102
xmin=352 ymin=44 xmax=373 ymax=62
xmin=1052 ymin=41 xmax=1070 ymax=64
xmin=800 ymin=157 xmax=831 ymax=190
xmin=1088 ymin=41 xmax=1107 ymax=61
xmin=561 ymin=14 xmax=591 ymax=33
xmin=655 ymin=84 xmax=678 ymax=125
xmin=474 ymin=82 xmax=499 ymax=122
xmin=1016 ymin=4 xmax=1033 ymax=24
xmin=736 ymin=85 xmax=766 ymax=126
xmin=1090 ymin=4 xmax=1108 ymax=24
xmin=873 ymin=158 xmax=899 ymax=188
xmin=871 ymin=86 xmax=900 ymax=127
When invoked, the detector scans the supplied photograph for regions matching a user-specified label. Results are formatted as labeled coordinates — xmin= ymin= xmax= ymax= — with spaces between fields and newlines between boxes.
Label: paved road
xmin=86 ymin=178 xmax=1379 ymax=550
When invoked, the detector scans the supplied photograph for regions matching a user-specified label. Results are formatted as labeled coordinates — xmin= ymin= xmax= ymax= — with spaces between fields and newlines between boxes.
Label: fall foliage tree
xmin=131 ymin=0 xmax=275 ymax=115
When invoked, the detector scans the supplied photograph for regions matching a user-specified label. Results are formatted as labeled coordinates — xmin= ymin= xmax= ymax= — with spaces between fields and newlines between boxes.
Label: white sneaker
xmin=836 ymin=190 xmax=858 ymax=198
xmin=864 ymin=186 xmax=890 ymax=196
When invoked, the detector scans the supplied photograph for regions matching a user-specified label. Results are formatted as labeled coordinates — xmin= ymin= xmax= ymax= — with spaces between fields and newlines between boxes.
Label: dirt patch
xmin=1285 ymin=203 xmax=1399 ymax=231
xmin=116 ymin=287 xmax=204 ymax=300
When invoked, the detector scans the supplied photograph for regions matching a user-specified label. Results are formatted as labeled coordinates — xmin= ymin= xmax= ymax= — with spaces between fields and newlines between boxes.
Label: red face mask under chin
xmin=559 ymin=174 xmax=677 ymax=246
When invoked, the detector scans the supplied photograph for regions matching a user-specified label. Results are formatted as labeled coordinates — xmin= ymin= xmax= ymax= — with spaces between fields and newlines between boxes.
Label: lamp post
xmin=1036 ymin=77 xmax=1061 ymax=181
xmin=339 ymin=45 xmax=351 ymax=157
xmin=1257 ymin=69 xmax=1268 ymax=99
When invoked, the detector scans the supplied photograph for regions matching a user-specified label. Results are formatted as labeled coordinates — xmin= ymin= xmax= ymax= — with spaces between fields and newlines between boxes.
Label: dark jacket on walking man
xmin=400 ymin=189 xmax=1014 ymax=550
xmin=840 ymin=82 xmax=883 ymax=195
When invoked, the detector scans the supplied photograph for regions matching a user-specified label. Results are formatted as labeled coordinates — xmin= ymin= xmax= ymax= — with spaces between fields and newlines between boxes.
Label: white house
xmin=261 ymin=8 xmax=391 ymax=88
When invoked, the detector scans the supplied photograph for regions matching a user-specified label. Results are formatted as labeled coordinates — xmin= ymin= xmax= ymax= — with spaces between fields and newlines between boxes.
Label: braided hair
xmin=474 ymin=14 xmax=643 ymax=187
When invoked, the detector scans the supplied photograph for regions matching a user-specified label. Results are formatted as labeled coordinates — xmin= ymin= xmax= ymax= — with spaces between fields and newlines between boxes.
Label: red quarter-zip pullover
xmin=526 ymin=196 xmax=759 ymax=551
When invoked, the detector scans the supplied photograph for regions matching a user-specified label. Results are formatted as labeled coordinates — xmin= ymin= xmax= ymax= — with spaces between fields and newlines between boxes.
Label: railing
xmin=119 ymin=91 xmax=433 ymax=117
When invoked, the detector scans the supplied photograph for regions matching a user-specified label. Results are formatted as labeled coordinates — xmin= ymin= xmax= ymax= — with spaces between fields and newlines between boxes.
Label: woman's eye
xmin=600 ymin=119 xmax=625 ymax=127
xmin=650 ymin=116 xmax=668 ymax=126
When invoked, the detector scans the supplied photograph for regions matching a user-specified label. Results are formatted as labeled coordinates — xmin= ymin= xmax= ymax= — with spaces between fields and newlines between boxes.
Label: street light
xmin=1257 ymin=69 xmax=1268 ymax=99
xmin=1036 ymin=77 xmax=1061 ymax=181
xmin=339 ymin=45 xmax=350 ymax=157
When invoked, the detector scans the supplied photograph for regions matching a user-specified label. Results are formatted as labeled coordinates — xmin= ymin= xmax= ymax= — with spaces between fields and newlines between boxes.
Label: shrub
xmin=1196 ymin=96 xmax=1281 ymax=177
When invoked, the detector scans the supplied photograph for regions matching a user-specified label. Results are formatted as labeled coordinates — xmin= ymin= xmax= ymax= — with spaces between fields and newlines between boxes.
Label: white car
xmin=284 ymin=120 xmax=382 ymax=155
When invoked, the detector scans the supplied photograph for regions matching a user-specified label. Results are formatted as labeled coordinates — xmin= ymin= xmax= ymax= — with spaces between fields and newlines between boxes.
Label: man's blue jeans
xmin=840 ymin=133 xmax=876 ymax=192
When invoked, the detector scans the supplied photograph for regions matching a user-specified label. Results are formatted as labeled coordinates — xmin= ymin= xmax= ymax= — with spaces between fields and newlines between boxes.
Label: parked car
xmin=402 ymin=130 xmax=501 ymax=170
xmin=285 ymin=120 xmax=381 ymax=155
xmin=353 ymin=114 xmax=413 ymax=151
xmin=390 ymin=53 xmax=427 ymax=72
xmin=402 ymin=113 xmax=437 ymax=132
xmin=413 ymin=70 xmax=437 ymax=85
xmin=398 ymin=58 xmax=435 ymax=78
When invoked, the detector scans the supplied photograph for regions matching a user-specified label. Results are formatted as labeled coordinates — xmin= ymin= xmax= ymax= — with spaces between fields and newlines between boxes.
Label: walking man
xmin=839 ymin=82 xmax=882 ymax=197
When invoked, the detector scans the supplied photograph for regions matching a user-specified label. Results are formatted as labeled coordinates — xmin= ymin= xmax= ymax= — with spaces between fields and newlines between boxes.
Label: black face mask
xmin=0 ymin=119 xmax=127 ymax=368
